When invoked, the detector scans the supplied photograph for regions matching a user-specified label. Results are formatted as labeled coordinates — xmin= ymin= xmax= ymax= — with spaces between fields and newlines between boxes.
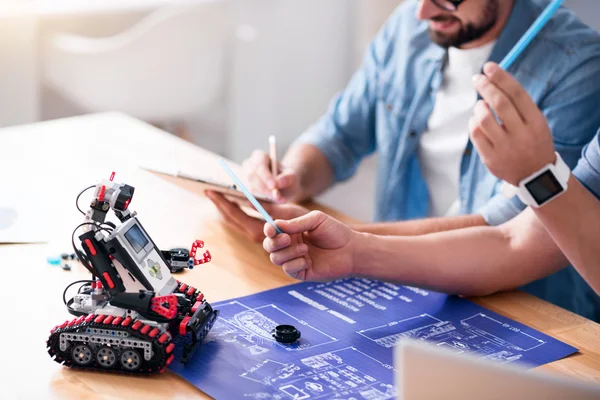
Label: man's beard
xmin=428 ymin=0 xmax=499 ymax=48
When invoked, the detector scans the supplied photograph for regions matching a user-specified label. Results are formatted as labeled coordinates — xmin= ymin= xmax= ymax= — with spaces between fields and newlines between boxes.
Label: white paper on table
xmin=0 ymin=192 xmax=54 ymax=244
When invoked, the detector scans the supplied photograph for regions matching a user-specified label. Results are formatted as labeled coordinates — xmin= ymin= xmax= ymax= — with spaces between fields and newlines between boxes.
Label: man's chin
xmin=428 ymin=29 xmax=459 ymax=48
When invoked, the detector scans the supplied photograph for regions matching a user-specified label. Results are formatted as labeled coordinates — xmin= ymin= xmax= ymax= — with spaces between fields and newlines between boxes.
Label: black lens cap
xmin=272 ymin=325 xmax=301 ymax=344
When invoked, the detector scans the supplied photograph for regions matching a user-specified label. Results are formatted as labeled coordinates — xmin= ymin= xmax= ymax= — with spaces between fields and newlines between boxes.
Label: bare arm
xmin=282 ymin=143 xmax=335 ymax=202
xmin=350 ymin=214 xmax=487 ymax=236
xmin=531 ymin=175 xmax=600 ymax=294
xmin=353 ymin=209 xmax=568 ymax=296
xmin=263 ymin=208 xmax=568 ymax=296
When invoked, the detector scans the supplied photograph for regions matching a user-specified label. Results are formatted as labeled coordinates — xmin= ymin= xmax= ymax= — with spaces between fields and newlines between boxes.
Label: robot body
xmin=47 ymin=174 xmax=218 ymax=374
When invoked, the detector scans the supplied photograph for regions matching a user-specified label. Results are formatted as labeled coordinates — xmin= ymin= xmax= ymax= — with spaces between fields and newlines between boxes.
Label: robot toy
xmin=47 ymin=172 xmax=219 ymax=374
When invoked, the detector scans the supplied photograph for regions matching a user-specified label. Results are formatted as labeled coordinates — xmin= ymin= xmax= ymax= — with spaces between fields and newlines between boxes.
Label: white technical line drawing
xmin=254 ymin=304 xmax=338 ymax=341
xmin=358 ymin=312 xmax=547 ymax=360
xmin=212 ymin=301 xmax=339 ymax=352
xmin=249 ymin=345 xmax=270 ymax=355
xmin=238 ymin=347 xmax=399 ymax=400
xmin=240 ymin=359 xmax=300 ymax=385
xmin=358 ymin=314 xmax=442 ymax=334
xmin=231 ymin=310 xmax=279 ymax=341
xmin=206 ymin=318 xmax=272 ymax=354
xmin=301 ymin=347 xmax=396 ymax=372
xmin=279 ymin=385 xmax=310 ymax=400
xmin=304 ymin=382 xmax=323 ymax=393
xmin=461 ymin=313 xmax=546 ymax=351
xmin=243 ymin=393 xmax=285 ymax=400
xmin=357 ymin=314 xmax=445 ymax=348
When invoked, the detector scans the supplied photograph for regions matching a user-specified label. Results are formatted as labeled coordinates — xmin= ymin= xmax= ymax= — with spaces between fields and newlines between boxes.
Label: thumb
xmin=276 ymin=211 xmax=327 ymax=235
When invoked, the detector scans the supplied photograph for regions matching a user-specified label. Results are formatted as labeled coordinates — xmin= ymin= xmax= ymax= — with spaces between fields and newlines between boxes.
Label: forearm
xmin=351 ymin=211 xmax=565 ymax=296
xmin=533 ymin=174 xmax=600 ymax=294
xmin=350 ymin=214 xmax=487 ymax=236
xmin=283 ymin=143 xmax=334 ymax=201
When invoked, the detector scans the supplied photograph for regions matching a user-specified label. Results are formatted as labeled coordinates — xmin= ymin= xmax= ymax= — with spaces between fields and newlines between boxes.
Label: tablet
xmin=140 ymin=165 xmax=276 ymax=204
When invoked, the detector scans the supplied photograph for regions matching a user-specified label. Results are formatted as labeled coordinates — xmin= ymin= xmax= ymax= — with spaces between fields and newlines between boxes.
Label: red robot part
xmin=190 ymin=240 xmax=212 ymax=266
xmin=150 ymin=295 xmax=178 ymax=319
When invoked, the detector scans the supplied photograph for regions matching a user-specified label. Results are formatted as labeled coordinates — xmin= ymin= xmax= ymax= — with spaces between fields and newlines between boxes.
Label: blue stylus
xmin=218 ymin=158 xmax=284 ymax=234
xmin=500 ymin=0 xmax=564 ymax=70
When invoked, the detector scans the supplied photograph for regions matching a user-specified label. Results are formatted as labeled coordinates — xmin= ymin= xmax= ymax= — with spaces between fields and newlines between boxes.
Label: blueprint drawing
xmin=168 ymin=278 xmax=578 ymax=399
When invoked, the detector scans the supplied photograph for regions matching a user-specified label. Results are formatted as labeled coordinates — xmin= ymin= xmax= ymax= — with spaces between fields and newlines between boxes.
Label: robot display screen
xmin=124 ymin=223 xmax=149 ymax=253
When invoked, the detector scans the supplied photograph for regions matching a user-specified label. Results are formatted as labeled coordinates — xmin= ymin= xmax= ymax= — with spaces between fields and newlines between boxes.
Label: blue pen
xmin=500 ymin=0 xmax=564 ymax=70
xmin=218 ymin=158 xmax=284 ymax=235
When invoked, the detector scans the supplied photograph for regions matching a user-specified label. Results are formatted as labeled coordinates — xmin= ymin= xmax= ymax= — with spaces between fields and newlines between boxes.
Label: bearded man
xmin=207 ymin=0 xmax=600 ymax=319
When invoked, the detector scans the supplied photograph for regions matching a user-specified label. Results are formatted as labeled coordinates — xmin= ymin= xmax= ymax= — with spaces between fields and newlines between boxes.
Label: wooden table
xmin=1 ymin=112 xmax=599 ymax=399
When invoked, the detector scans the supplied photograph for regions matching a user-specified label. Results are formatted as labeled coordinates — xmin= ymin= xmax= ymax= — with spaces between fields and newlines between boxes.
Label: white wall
xmin=226 ymin=0 xmax=355 ymax=163
xmin=0 ymin=16 xmax=38 ymax=127
xmin=0 ymin=1 xmax=401 ymax=221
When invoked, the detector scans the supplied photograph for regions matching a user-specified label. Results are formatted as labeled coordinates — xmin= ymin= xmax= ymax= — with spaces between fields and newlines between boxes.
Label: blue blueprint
xmin=169 ymin=278 xmax=578 ymax=399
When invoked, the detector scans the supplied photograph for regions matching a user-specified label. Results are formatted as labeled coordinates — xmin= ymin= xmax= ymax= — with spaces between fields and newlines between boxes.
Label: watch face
xmin=525 ymin=170 xmax=563 ymax=206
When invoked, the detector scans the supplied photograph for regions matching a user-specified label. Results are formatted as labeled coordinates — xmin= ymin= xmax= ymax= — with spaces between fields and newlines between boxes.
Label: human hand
xmin=242 ymin=150 xmax=302 ymax=203
xmin=470 ymin=62 xmax=557 ymax=186
xmin=206 ymin=191 xmax=308 ymax=242
xmin=262 ymin=211 xmax=358 ymax=281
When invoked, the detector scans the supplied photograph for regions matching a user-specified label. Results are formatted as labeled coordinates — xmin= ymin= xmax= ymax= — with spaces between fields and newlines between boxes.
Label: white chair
xmin=41 ymin=1 xmax=231 ymax=135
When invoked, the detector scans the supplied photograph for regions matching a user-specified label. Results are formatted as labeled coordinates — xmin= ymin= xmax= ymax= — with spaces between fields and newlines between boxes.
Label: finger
xmin=210 ymin=195 xmax=252 ymax=236
xmin=264 ymin=222 xmax=278 ymax=238
xmin=275 ymin=211 xmax=328 ymax=235
xmin=270 ymin=244 xmax=308 ymax=266
xmin=263 ymin=234 xmax=292 ymax=253
xmin=208 ymin=191 xmax=261 ymax=235
xmin=482 ymin=62 xmax=540 ymax=124
xmin=250 ymin=149 xmax=270 ymax=164
xmin=248 ymin=172 xmax=272 ymax=195
xmin=282 ymin=256 xmax=311 ymax=278
xmin=468 ymin=116 xmax=493 ymax=155
xmin=473 ymin=100 xmax=506 ymax=145
xmin=208 ymin=192 xmax=247 ymax=227
xmin=244 ymin=199 xmax=287 ymax=218
xmin=275 ymin=170 xmax=297 ymax=190
xmin=272 ymin=188 xmax=283 ymax=203
xmin=473 ymin=74 xmax=524 ymax=133
xmin=255 ymin=162 xmax=277 ymax=190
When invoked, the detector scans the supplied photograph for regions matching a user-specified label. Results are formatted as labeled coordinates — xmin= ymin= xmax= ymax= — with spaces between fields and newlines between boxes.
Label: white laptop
xmin=395 ymin=340 xmax=600 ymax=400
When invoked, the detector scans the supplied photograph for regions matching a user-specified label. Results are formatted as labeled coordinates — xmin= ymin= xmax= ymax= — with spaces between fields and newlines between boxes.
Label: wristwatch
xmin=500 ymin=152 xmax=570 ymax=208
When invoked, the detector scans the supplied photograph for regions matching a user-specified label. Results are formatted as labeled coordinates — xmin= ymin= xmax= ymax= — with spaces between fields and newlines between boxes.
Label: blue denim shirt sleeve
xmin=573 ymin=130 xmax=600 ymax=198
xmin=478 ymin=52 xmax=600 ymax=226
xmin=293 ymin=8 xmax=401 ymax=183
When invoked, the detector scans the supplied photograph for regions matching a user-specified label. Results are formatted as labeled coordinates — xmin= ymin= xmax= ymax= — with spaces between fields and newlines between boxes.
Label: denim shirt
xmin=296 ymin=0 xmax=600 ymax=225
xmin=574 ymin=130 xmax=600 ymax=199
xmin=295 ymin=0 xmax=600 ymax=321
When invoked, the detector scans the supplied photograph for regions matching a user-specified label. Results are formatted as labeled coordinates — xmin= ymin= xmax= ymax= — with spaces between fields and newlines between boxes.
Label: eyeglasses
xmin=430 ymin=0 xmax=465 ymax=12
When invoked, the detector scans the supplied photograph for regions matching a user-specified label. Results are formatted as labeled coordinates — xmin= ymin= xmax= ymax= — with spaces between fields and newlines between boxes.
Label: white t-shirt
xmin=419 ymin=41 xmax=496 ymax=217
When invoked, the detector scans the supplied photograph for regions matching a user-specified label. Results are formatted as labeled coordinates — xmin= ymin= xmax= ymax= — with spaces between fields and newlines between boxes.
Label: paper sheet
xmin=0 ymin=198 xmax=53 ymax=244
xmin=169 ymin=278 xmax=578 ymax=399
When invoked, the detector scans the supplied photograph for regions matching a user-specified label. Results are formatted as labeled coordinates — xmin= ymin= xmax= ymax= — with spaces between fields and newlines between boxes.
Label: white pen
xmin=269 ymin=135 xmax=279 ymax=200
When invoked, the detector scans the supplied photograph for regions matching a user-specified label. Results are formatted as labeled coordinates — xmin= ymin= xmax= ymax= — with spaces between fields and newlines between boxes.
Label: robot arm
xmin=75 ymin=173 xmax=199 ymax=315
xmin=84 ymin=172 xmax=135 ymax=226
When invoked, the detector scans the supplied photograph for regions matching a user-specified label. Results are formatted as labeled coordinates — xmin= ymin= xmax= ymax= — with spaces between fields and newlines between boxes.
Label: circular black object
xmin=272 ymin=325 xmax=301 ymax=344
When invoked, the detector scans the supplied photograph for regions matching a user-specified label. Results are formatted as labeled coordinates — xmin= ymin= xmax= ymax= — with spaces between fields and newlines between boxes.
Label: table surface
xmin=1 ymin=112 xmax=600 ymax=399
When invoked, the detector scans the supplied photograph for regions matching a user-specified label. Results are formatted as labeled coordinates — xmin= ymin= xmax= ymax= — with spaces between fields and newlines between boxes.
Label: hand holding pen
xmin=240 ymin=136 xmax=302 ymax=203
